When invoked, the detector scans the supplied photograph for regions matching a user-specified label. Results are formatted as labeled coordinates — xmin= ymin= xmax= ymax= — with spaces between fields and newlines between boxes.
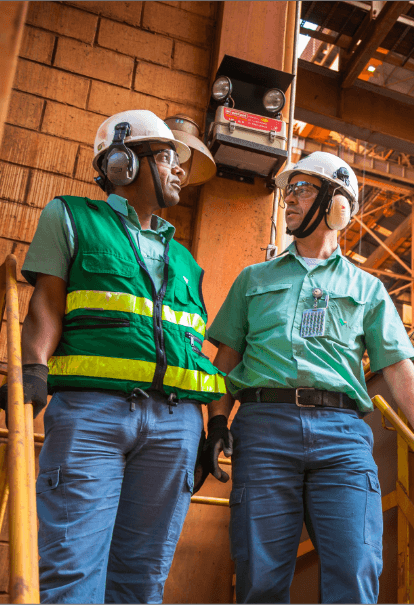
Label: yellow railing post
xmin=4 ymin=254 xmax=39 ymax=604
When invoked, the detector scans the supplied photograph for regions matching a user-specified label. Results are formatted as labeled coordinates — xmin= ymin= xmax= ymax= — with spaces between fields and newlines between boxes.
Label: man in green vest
xmin=0 ymin=110 xmax=226 ymax=604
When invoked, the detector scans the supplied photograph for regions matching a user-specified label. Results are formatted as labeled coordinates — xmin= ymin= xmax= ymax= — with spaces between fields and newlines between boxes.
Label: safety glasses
xmin=153 ymin=149 xmax=181 ymax=170
xmin=283 ymin=181 xmax=321 ymax=201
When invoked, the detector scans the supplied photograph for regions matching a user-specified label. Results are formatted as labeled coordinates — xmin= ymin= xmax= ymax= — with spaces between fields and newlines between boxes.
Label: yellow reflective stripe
xmin=66 ymin=290 xmax=153 ymax=317
xmin=65 ymin=290 xmax=206 ymax=336
xmin=162 ymin=305 xmax=205 ymax=337
xmin=48 ymin=355 xmax=226 ymax=394
xmin=48 ymin=355 xmax=156 ymax=383
xmin=164 ymin=365 xmax=226 ymax=394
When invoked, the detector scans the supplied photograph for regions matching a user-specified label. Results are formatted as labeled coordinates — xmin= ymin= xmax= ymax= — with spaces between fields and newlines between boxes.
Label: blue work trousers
xmin=36 ymin=390 xmax=203 ymax=604
xmin=230 ymin=402 xmax=383 ymax=604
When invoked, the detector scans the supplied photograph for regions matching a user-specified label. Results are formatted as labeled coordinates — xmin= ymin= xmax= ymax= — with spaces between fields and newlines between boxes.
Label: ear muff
xmin=103 ymin=147 xmax=139 ymax=186
xmin=100 ymin=121 xmax=140 ymax=187
xmin=325 ymin=194 xmax=351 ymax=230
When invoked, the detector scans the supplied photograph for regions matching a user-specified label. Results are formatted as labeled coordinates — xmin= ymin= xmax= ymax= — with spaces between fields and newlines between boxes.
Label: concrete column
xmin=193 ymin=1 xmax=289 ymax=354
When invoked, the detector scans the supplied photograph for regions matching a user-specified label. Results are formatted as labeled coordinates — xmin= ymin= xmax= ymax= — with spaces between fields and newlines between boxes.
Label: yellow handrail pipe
xmin=2 ymin=255 xmax=39 ymax=603
xmin=372 ymin=394 xmax=414 ymax=452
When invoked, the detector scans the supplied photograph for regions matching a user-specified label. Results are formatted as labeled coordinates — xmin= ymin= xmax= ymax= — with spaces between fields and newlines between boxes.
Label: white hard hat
xmin=275 ymin=151 xmax=359 ymax=216
xmin=93 ymin=110 xmax=191 ymax=176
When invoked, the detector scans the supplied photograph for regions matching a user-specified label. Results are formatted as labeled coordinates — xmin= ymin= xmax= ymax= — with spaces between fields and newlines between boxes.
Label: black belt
xmin=237 ymin=387 xmax=358 ymax=411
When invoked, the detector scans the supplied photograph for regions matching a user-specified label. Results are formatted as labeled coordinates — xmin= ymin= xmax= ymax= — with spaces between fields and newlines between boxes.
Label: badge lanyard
xmin=300 ymin=288 xmax=329 ymax=338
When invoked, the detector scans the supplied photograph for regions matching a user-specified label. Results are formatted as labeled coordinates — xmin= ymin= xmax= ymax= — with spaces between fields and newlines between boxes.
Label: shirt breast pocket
xmin=324 ymin=292 xmax=365 ymax=347
xmin=245 ymin=283 xmax=292 ymax=329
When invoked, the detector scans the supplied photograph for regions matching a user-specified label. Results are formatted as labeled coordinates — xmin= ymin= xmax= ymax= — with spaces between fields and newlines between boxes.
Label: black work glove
xmin=193 ymin=429 xmax=208 ymax=495
xmin=0 ymin=363 xmax=49 ymax=426
xmin=203 ymin=415 xmax=233 ymax=483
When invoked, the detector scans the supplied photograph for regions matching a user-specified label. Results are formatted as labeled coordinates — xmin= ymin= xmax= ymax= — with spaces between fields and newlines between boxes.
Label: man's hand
xmin=204 ymin=414 xmax=233 ymax=483
xmin=0 ymin=363 xmax=49 ymax=424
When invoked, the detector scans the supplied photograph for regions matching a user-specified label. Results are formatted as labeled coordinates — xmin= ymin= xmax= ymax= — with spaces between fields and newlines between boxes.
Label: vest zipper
xmin=116 ymin=213 xmax=169 ymax=393
xmin=185 ymin=332 xmax=209 ymax=359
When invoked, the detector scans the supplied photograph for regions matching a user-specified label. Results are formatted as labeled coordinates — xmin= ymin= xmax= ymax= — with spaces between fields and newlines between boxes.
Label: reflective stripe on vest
xmin=66 ymin=290 xmax=206 ymax=336
xmin=48 ymin=355 xmax=226 ymax=394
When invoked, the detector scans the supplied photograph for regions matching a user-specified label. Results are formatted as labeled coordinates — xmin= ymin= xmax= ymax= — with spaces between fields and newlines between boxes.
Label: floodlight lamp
xmin=212 ymin=76 xmax=232 ymax=102
xmin=263 ymin=88 xmax=285 ymax=113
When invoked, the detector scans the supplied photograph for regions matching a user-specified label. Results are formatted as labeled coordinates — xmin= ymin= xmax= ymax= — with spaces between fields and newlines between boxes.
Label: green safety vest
xmin=47 ymin=196 xmax=226 ymax=403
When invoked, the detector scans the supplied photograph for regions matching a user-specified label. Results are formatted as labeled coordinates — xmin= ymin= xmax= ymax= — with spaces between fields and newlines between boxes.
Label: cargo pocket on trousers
xmin=167 ymin=469 xmax=194 ymax=543
xmin=36 ymin=467 xmax=68 ymax=547
xmin=364 ymin=472 xmax=383 ymax=551
xmin=229 ymin=485 xmax=248 ymax=562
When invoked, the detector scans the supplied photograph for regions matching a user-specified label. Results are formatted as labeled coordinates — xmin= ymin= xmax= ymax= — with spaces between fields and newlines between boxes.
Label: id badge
xmin=300 ymin=289 xmax=329 ymax=338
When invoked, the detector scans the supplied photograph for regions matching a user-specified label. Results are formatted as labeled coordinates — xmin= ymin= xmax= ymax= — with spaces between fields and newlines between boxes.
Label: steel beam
xmin=353 ymin=215 xmax=412 ymax=274
xmin=361 ymin=212 xmax=412 ymax=269
xmin=341 ymin=1 xmax=411 ymax=88
xmin=296 ymin=60 xmax=414 ymax=155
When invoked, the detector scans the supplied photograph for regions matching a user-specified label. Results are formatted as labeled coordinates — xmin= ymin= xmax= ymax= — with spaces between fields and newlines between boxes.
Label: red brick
xmin=26 ymin=2 xmax=98 ymax=43
xmin=142 ymin=3 xmax=214 ymax=47
xmin=41 ymin=101 xmax=103 ymax=146
xmin=19 ymin=26 xmax=55 ymax=64
xmin=166 ymin=102 xmax=205 ymax=129
xmin=0 ymin=238 xmax=30 ymax=282
xmin=74 ymin=146 xmax=96 ymax=183
xmin=180 ymin=1 xmax=216 ymax=18
xmin=88 ymin=80 xmax=168 ymax=118
xmin=0 ymin=200 xmax=42 ymax=243
xmin=134 ymin=62 xmax=208 ymax=107
xmin=98 ymin=18 xmax=172 ymax=67
xmin=26 ymin=170 xmax=100 ymax=208
xmin=65 ymin=1 xmax=143 ymax=27
xmin=0 ymin=162 xmax=30 ymax=204
xmin=0 ymin=125 xmax=78 ymax=176
xmin=54 ymin=38 xmax=134 ymax=88
xmin=174 ymin=41 xmax=210 ymax=76
xmin=7 ymin=91 xmax=44 ymax=130
xmin=14 ymin=60 xmax=90 ymax=109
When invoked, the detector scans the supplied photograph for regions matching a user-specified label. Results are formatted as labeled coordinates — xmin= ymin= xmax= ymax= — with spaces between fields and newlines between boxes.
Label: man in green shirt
xmin=204 ymin=151 xmax=414 ymax=604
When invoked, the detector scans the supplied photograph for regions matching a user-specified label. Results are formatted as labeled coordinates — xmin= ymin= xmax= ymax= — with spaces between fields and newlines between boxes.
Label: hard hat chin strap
xmin=135 ymin=141 xmax=167 ymax=209
xmin=286 ymin=180 xmax=331 ymax=239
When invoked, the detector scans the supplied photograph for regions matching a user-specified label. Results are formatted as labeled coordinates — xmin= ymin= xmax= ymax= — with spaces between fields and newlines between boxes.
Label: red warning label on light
xmin=223 ymin=108 xmax=283 ymax=132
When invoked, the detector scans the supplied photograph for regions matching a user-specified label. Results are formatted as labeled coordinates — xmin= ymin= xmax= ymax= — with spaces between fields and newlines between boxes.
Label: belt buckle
xmin=295 ymin=387 xmax=316 ymax=407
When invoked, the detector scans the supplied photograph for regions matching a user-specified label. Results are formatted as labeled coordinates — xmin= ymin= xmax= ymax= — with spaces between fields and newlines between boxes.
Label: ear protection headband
xmin=286 ymin=181 xmax=351 ymax=238
xmin=95 ymin=122 xmax=168 ymax=208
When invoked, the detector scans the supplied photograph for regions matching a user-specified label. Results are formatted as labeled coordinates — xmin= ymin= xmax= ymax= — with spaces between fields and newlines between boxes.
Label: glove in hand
xmin=193 ymin=429 xmax=208 ymax=495
xmin=204 ymin=414 xmax=233 ymax=483
xmin=0 ymin=363 xmax=49 ymax=425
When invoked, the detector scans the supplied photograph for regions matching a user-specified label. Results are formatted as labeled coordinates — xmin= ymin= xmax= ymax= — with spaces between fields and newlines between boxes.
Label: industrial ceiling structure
xmin=294 ymin=1 xmax=414 ymax=323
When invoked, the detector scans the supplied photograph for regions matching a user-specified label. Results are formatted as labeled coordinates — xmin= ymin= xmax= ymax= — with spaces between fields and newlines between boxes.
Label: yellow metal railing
xmin=0 ymin=255 xmax=39 ymax=604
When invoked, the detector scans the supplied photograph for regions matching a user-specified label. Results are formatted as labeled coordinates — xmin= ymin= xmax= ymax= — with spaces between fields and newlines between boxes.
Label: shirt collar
xmin=284 ymin=241 xmax=342 ymax=261
xmin=106 ymin=194 xmax=176 ymax=241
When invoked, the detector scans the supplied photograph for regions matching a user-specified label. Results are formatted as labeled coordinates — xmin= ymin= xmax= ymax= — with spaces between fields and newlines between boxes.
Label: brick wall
xmin=0 ymin=4 xmax=218 ymax=598
xmin=0 ymin=0 xmax=218 ymax=369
